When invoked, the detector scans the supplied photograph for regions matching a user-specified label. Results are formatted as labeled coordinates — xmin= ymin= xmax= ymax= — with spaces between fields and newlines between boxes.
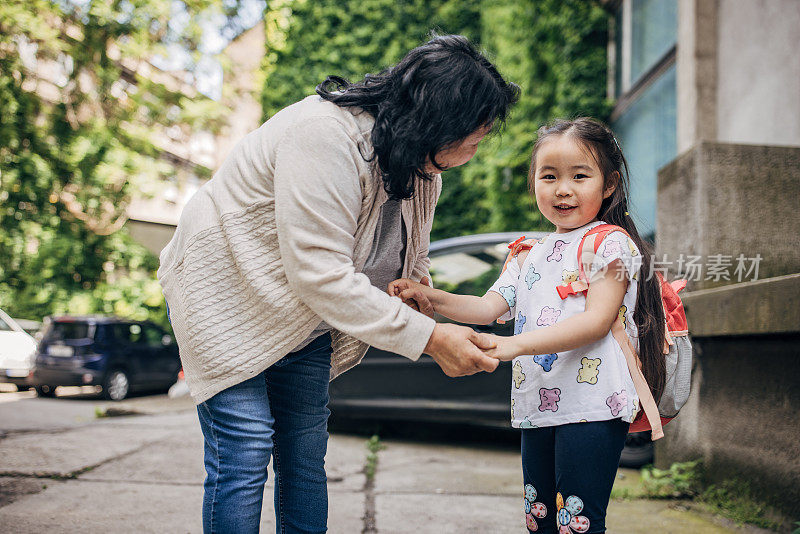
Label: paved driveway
xmin=0 ymin=386 xmax=765 ymax=533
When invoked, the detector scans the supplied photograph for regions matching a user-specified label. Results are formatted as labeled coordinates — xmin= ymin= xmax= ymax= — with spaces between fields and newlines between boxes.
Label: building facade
xmin=610 ymin=0 xmax=800 ymax=525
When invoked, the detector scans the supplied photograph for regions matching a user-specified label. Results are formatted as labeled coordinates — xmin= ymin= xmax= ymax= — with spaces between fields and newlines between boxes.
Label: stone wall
xmin=655 ymin=141 xmax=800 ymax=522
xmin=657 ymin=142 xmax=800 ymax=290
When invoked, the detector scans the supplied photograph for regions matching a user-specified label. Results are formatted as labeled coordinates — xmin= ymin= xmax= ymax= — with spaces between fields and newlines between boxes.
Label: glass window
xmin=141 ymin=325 xmax=164 ymax=348
xmin=104 ymin=324 xmax=140 ymax=343
xmin=614 ymin=6 xmax=624 ymax=97
xmin=45 ymin=321 xmax=92 ymax=341
xmin=612 ymin=64 xmax=677 ymax=238
xmin=630 ymin=0 xmax=677 ymax=83
xmin=430 ymin=243 xmax=508 ymax=296
xmin=94 ymin=325 xmax=112 ymax=343
xmin=128 ymin=323 xmax=143 ymax=344
xmin=0 ymin=317 xmax=11 ymax=331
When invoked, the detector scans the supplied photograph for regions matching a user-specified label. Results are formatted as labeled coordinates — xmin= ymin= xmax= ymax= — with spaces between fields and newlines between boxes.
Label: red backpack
xmin=500 ymin=224 xmax=692 ymax=440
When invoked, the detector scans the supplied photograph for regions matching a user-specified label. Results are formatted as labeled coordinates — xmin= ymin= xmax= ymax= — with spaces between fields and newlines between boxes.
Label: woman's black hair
xmin=317 ymin=34 xmax=520 ymax=200
xmin=528 ymin=118 xmax=667 ymax=403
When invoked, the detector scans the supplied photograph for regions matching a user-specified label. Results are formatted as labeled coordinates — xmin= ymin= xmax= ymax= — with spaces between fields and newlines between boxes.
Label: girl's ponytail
xmin=600 ymin=171 xmax=667 ymax=404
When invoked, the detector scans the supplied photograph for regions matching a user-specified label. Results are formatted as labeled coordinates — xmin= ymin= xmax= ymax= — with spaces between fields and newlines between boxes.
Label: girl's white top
xmin=488 ymin=221 xmax=643 ymax=428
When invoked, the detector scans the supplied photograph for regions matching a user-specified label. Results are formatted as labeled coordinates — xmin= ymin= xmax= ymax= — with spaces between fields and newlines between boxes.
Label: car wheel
xmin=35 ymin=385 xmax=57 ymax=397
xmin=619 ymin=431 xmax=654 ymax=467
xmin=103 ymin=370 xmax=130 ymax=401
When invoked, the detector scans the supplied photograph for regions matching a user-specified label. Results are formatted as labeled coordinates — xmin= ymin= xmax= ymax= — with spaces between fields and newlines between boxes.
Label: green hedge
xmin=260 ymin=0 xmax=611 ymax=240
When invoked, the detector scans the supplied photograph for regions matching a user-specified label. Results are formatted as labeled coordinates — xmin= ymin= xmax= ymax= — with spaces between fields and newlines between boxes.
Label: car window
xmin=127 ymin=323 xmax=143 ymax=343
xmin=94 ymin=325 xmax=111 ymax=343
xmin=102 ymin=324 xmax=140 ymax=344
xmin=45 ymin=322 xmax=92 ymax=341
xmin=141 ymin=325 xmax=164 ymax=348
xmin=429 ymin=242 xmax=509 ymax=297
xmin=0 ymin=317 xmax=11 ymax=331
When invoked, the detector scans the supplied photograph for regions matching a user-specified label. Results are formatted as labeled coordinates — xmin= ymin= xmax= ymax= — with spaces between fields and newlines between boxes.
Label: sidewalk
xmin=0 ymin=394 xmax=770 ymax=533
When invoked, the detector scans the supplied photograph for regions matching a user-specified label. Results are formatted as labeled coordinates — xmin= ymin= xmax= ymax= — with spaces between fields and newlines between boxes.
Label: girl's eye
xmin=540 ymin=174 xmax=556 ymax=180
xmin=574 ymin=174 xmax=588 ymax=180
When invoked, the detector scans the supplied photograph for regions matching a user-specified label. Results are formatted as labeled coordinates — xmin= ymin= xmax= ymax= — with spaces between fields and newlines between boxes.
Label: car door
xmin=140 ymin=323 xmax=178 ymax=384
xmin=116 ymin=322 xmax=155 ymax=385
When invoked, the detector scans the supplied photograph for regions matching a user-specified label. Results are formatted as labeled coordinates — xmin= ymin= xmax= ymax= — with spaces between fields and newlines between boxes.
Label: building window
xmin=630 ymin=0 xmax=677 ymax=84
xmin=610 ymin=0 xmax=677 ymax=238
xmin=613 ymin=64 xmax=676 ymax=237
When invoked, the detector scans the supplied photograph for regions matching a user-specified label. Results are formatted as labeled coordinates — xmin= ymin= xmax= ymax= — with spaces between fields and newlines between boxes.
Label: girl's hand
xmin=388 ymin=277 xmax=435 ymax=318
xmin=482 ymin=334 xmax=524 ymax=362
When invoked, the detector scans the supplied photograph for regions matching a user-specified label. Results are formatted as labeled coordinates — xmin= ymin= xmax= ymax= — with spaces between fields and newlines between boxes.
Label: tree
xmin=0 ymin=0 xmax=248 ymax=325
xmin=260 ymin=0 xmax=611 ymax=240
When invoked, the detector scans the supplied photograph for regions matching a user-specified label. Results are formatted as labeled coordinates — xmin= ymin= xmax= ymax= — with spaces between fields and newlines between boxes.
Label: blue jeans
xmin=197 ymin=333 xmax=332 ymax=534
xmin=521 ymin=419 xmax=628 ymax=533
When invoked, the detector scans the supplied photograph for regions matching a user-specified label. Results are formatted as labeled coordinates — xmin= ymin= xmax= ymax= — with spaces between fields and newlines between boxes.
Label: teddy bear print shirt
xmin=488 ymin=221 xmax=643 ymax=429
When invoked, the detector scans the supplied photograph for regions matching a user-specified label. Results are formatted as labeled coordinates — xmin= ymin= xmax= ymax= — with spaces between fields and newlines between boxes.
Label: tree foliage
xmin=1 ymin=0 xmax=611 ymax=324
xmin=0 ymin=0 xmax=244 ymax=324
xmin=260 ymin=0 xmax=611 ymax=240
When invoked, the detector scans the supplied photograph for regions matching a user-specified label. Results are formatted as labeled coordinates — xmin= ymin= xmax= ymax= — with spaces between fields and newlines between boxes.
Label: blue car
xmin=31 ymin=316 xmax=180 ymax=401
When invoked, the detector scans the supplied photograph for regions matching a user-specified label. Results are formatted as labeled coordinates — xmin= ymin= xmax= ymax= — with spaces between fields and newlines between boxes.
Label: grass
xmin=94 ymin=406 xmax=138 ymax=418
xmin=640 ymin=460 xmax=702 ymax=499
xmin=698 ymin=480 xmax=783 ymax=531
xmin=364 ymin=434 xmax=385 ymax=480
xmin=620 ymin=460 xmax=786 ymax=531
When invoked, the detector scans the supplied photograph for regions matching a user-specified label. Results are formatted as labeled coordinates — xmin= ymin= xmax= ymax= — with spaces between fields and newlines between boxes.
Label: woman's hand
xmin=424 ymin=323 xmax=499 ymax=376
xmin=388 ymin=277 xmax=434 ymax=318
xmin=481 ymin=334 xmax=524 ymax=362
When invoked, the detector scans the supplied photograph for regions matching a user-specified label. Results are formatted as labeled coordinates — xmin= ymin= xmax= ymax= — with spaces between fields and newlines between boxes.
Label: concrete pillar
xmin=676 ymin=0 xmax=718 ymax=154
xmin=657 ymin=142 xmax=800 ymax=290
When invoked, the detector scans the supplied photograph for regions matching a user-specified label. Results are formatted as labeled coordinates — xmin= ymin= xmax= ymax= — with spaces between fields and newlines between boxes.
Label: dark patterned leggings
xmin=521 ymin=419 xmax=628 ymax=533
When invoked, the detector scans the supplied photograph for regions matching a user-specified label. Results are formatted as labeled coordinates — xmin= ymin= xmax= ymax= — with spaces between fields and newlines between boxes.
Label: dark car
xmin=31 ymin=316 xmax=181 ymax=401
xmin=328 ymin=232 xmax=654 ymax=467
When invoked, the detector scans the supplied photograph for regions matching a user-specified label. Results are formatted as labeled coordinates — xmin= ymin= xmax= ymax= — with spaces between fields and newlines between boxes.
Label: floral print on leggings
xmin=555 ymin=492 xmax=590 ymax=533
xmin=524 ymin=484 xmax=547 ymax=531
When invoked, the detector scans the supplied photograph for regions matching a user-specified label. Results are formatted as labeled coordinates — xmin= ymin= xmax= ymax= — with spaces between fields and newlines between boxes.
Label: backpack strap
xmin=496 ymin=236 xmax=538 ymax=325
xmin=499 ymin=235 xmax=537 ymax=275
xmin=610 ymin=317 xmax=665 ymax=440
xmin=567 ymin=224 xmax=665 ymax=440
xmin=556 ymin=224 xmax=630 ymax=300
xmin=576 ymin=224 xmax=630 ymax=284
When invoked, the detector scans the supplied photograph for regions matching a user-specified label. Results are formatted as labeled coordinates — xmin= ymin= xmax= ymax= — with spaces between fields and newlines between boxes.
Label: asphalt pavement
xmin=0 ymin=386 xmax=772 ymax=533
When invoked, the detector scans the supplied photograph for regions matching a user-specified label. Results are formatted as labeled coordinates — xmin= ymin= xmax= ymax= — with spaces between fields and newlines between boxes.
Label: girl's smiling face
xmin=532 ymin=135 xmax=616 ymax=233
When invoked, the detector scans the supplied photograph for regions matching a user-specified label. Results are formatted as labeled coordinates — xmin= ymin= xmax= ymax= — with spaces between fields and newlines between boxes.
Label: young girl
xmin=389 ymin=118 xmax=666 ymax=534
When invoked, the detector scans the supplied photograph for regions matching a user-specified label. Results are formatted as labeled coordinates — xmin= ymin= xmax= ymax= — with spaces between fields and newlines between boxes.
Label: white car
xmin=0 ymin=308 xmax=38 ymax=389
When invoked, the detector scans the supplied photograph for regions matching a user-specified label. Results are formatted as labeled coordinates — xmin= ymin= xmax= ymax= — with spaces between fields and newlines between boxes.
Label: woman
xmin=158 ymin=34 xmax=519 ymax=533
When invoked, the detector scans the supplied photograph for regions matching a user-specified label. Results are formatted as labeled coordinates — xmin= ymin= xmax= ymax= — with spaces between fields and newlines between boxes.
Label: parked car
xmin=328 ymin=232 xmax=654 ymax=467
xmin=31 ymin=316 xmax=181 ymax=401
xmin=0 ymin=308 xmax=39 ymax=389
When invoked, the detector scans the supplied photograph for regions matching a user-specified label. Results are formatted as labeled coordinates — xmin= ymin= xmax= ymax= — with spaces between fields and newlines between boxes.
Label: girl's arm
xmin=388 ymin=278 xmax=509 ymax=325
xmin=388 ymin=247 xmax=529 ymax=325
xmin=485 ymin=259 xmax=629 ymax=361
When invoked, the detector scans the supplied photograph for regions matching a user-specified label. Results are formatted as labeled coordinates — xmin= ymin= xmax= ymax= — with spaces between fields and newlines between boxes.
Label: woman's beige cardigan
xmin=157 ymin=96 xmax=439 ymax=403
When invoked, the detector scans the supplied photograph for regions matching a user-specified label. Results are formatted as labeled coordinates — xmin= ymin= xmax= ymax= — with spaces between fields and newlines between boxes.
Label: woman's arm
xmin=274 ymin=116 xmax=497 ymax=375
xmin=389 ymin=278 xmax=510 ymax=325
xmin=274 ymin=117 xmax=436 ymax=359
xmin=484 ymin=259 xmax=629 ymax=360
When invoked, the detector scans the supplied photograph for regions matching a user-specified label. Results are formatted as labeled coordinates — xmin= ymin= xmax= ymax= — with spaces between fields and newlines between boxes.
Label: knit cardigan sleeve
xmin=273 ymin=116 xmax=435 ymax=359
xmin=410 ymin=206 xmax=434 ymax=284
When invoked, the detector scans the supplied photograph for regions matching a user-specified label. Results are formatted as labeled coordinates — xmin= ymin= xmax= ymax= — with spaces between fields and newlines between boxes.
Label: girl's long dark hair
xmin=317 ymin=34 xmax=520 ymax=200
xmin=529 ymin=118 xmax=667 ymax=403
